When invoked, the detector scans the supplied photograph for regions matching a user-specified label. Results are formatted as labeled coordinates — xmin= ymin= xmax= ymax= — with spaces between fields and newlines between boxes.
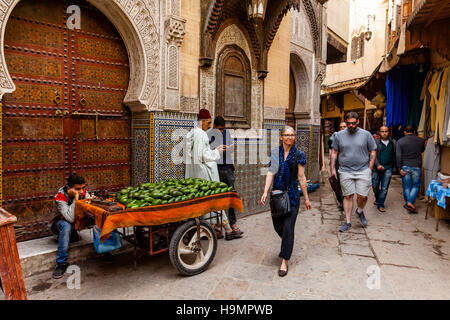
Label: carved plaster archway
xmin=200 ymin=23 xmax=263 ymax=129
xmin=0 ymin=0 xmax=159 ymax=112
xmin=290 ymin=52 xmax=311 ymax=117
xmin=202 ymin=0 xmax=323 ymax=78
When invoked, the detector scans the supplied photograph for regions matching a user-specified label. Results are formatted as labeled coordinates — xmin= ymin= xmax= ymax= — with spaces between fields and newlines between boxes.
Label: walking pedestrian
xmin=260 ymin=126 xmax=312 ymax=277
xmin=372 ymin=126 xmax=396 ymax=213
xmin=330 ymin=112 xmax=377 ymax=232
xmin=370 ymin=127 xmax=380 ymax=140
xmin=208 ymin=116 xmax=243 ymax=236
xmin=396 ymin=125 xmax=425 ymax=213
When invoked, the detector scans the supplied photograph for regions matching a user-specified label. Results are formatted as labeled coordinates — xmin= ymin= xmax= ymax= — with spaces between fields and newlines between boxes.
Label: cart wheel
xmin=169 ymin=220 xmax=217 ymax=276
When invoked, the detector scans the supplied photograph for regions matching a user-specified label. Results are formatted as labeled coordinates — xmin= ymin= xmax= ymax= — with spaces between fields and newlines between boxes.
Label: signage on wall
xmin=67 ymin=5 xmax=81 ymax=30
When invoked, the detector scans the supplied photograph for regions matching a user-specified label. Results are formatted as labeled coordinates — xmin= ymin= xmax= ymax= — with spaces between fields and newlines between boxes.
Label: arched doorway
xmin=288 ymin=53 xmax=310 ymax=122
xmin=287 ymin=68 xmax=296 ymax=128
xmin=215 ymin=44 xmax=252 ymax=129
xmin=2 ymin=0 xmax=131 ymax=241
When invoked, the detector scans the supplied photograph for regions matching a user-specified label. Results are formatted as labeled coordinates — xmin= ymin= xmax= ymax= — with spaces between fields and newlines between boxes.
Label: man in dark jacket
xmin=208 ymin=116 xmax=243 ymax=237
xmin=396 ymin=125 xmax=425 ymax=213
xmin=372 ymin=126 xmax=396 ymax=213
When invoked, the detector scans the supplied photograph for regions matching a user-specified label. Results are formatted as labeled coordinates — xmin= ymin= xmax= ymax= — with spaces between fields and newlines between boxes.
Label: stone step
xmin=17 ymin=228 xmax=132 ymax=278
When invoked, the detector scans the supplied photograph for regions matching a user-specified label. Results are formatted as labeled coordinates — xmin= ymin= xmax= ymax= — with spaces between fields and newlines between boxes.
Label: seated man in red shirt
xmin=50 ymin=174 xmax=91 ymax=279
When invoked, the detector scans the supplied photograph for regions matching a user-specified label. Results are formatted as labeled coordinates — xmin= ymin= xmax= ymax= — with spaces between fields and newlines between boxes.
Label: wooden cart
xmin=74 ymin=192 xmax=244 ymax=276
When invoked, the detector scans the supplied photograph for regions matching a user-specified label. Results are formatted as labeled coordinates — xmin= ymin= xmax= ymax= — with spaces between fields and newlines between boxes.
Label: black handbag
xmin=270 ymin=189 xmax=291 ymax=218
xmin=269 ymin=152 xmax=298 ymax=218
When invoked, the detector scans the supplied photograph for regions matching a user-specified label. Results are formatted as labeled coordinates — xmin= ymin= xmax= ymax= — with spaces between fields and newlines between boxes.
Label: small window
xmin=350 ymin=33 xmax=365 ymax=61
xmin=358 ymin=33 xmax=365 ymax=58
xmin=351 ymin=37 xmax=358 ymax=60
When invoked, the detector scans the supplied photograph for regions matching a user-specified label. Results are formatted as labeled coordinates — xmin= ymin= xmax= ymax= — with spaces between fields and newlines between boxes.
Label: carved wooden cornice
xmin=201 ymin=0 xmax=323 ymax=79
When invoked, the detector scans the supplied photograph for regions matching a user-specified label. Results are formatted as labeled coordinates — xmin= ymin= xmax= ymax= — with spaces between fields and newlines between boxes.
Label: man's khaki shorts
xmin=338 ymin=168 xmax=372 ymax=197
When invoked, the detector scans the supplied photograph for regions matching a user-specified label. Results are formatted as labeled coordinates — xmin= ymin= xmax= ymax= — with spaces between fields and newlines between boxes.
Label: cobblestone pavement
xmin=19 ymin=175 xmax=450 ymax=300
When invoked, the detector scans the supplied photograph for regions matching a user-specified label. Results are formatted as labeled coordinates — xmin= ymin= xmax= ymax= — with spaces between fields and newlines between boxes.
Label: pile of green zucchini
xmin=117 ymin=178 xmax=234 ymax=209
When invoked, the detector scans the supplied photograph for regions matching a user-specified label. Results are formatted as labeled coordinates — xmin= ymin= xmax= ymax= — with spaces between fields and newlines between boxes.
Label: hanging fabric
xmin=417 ymin=96 xmax=428 ymax=138
xmin=418 ymin=70 xmax=433 ymax=139
xmin=434 ymin=67 xmax=448 ymax=145
xmin=428 ymin=70 xmax=441 ymax=133
xmin=444 ymin=70 xmax=450 ymax=145
xmin=386 ymin=66 xmax=409 ymax=127
xmin=423 ymin=135 xmax=440 ymax=192
xmin=406 ymin=65 xmax=428 ymax=127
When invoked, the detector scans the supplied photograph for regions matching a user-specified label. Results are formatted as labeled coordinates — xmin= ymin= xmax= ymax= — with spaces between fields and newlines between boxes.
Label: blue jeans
xmin=401 ymin=166 xmax=421 ymax=205
xmin=55 ymin=219 xmax=75 ymax=265
xmin=372 ymin=168 xmax=393 ymax=208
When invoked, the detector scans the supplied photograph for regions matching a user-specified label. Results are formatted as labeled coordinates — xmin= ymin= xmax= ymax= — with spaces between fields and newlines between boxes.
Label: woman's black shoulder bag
xmin=269 ymin=151 xmax=298 ymax=218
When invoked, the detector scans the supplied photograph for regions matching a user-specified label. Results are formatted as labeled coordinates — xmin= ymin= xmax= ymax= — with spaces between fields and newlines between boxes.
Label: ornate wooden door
xmin=2 ymin=0 xmax=131 ymax=241
xmin=216 ymin=45 xmax=251 ymax=129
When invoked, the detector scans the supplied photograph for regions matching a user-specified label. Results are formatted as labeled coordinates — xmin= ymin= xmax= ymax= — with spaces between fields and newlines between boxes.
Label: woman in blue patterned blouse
xmin=261 ymin=126 xmax=312 ymax=277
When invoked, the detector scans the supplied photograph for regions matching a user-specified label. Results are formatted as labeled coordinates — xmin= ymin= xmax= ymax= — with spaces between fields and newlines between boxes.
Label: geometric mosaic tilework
xmin=131 ymin=112 xmax=151 ymax=187
xmin=296 ymin=124 xmax=313 ymax=180
xmin=152 ymin=112 xmax=196 ymax=182
xmin=132 ymin=128 xmax=150 ymax=186
xmin=233 ymin=154 xmax=267 ymax=216
xmin=309 ymin=125 xmax=320 ymax=183
xmin=231 ymin=129 xmax=281 ymax=217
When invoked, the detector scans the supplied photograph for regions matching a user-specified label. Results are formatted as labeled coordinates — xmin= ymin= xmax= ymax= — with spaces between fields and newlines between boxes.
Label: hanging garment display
xmin=423 ymin=135 xmax=440 ymax=192
xmin=417 ymin=96 xmax=428 ymax=137
xmin=418 ymin=70 xmax=434 ymax=139
xmin=428 ymin=70 xmax=441 ymax=133
xmin=444 ymin=72 xmax=450 ymax=144
xmin=434 ymin=68 xmax=448 ymax=145
xmin=386 ymin=66 xmax=409 ymax=127
xmin=406 ymin=65 xmax=428 ymax=127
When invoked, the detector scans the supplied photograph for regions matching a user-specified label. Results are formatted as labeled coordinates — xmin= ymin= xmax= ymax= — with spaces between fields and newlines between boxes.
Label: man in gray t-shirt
xmin=330 ymin=112 xmax=377 ymax=232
